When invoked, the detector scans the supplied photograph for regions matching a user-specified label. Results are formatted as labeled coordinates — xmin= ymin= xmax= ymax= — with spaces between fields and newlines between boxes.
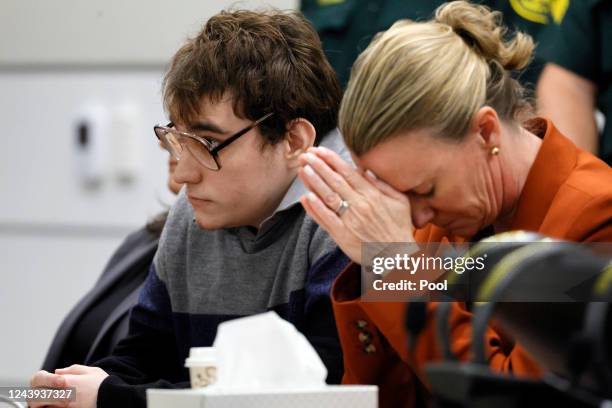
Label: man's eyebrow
xmin=188 ymin=121 xmax=229 ymax=135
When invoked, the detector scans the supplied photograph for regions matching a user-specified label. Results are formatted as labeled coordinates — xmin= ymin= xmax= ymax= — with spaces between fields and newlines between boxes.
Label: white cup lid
xmin=185 ymin=347 xmax=216 ymax=367
xmin=189 ymin=347 xmax=216 ymax=359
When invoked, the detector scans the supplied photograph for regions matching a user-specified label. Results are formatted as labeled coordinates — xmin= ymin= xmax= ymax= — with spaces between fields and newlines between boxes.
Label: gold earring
xmin=491 ymin=146 xmax=500 ymax=156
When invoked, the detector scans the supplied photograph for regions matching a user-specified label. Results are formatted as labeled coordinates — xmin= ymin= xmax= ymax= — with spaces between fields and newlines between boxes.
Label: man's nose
xmin=172 ymin=147 xmax=202 ymax=185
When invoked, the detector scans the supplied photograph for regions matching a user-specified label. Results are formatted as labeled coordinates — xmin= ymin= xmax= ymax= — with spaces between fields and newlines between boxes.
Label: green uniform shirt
xmin=539 ymin=0 xmax=612 ymax=164
xmin=302 ymin=0 xmax=444 ymax=87
xmin=302 ymin=0 xmax=567 ymax=87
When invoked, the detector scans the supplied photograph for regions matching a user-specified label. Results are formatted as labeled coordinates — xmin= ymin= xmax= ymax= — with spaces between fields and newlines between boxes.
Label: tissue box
xmin=146 ymin=385 xmax=377 ymax=408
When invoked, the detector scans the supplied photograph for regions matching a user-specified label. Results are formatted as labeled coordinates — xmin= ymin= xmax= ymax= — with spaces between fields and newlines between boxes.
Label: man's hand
xmin=29 ymin=370 xmax=67 ymax=408
xmin=29 ymin=365 xmax=109 ymax=408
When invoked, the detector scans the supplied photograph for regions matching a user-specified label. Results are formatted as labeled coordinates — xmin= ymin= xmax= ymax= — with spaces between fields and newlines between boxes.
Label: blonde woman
xmin=297 ymin=2 xmax=612 ymax=407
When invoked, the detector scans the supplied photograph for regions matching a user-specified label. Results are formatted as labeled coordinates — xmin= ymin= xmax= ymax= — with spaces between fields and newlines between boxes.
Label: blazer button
xmin=356 ymin=320 xmax=368 ymax=329
xmin=364 ymin=344 xmax=376 ymax=354
xmin=358 ymin=332 xmax=371 ymax=343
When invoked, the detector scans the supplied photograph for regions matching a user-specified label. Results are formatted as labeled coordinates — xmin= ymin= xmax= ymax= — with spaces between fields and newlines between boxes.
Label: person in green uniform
xmin=301 ymin=0 xmax=444 ymax=87
xmin=301 ymin=0 xmax=568 ymax=88
xmin=537 ymin=0 xmax=612 ymax=166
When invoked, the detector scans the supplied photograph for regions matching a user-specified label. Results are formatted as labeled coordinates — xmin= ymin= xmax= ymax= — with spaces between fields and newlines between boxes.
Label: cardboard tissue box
xmin=147 ymin=386 xmax=377 ymax=408
xmin=147 ymin=312 xmax=377 ymax=407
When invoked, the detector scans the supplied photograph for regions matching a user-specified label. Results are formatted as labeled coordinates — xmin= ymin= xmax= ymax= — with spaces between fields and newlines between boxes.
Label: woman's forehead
xmin=357 ymin=148 xmax=434 ymax=191
xmin=358 ymin=128 xmax=444 ymax=170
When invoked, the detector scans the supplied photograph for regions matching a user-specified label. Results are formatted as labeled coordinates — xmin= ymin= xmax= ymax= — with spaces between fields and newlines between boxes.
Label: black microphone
xmin=405 ymin=300 xmax=427 ymax=354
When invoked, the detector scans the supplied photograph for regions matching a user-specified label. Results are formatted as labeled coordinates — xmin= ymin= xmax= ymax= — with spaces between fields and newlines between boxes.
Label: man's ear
xmin=284 ymin=118 xmax=316 ymax=168
xmin=471 ymin=106 xmax=502 ymax=150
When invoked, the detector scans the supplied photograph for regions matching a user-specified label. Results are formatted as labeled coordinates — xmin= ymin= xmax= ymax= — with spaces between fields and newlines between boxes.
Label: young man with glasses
xmin=29 ymin=9 xmax=348 ymax=408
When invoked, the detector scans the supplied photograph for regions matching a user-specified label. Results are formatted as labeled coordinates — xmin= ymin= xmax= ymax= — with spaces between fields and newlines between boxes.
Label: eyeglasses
xmin=154 ymin=112 xmax=274 ymax=171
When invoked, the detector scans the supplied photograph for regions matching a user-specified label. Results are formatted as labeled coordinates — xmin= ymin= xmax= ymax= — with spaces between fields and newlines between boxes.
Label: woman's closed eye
xmin=421 ymin=186 xmax=435 ymax=198
xmin=406 ymin=185 xmax=435 ymax=198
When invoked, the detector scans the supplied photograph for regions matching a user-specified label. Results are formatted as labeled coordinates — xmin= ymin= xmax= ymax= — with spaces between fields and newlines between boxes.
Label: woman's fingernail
xmin=303 ymin=164 xmax=315 ymax=177
xmin=365 ymin=169 xmax=377 ymax=179
xmin=303 ymin=152 xmax=316 ymax=163
xmin=307 ymin=192 xmax=317 ymax=202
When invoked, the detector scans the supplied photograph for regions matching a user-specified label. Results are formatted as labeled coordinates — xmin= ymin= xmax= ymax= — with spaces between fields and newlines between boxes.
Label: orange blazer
xmin=331 ymin=119 xmax=612 ymax=408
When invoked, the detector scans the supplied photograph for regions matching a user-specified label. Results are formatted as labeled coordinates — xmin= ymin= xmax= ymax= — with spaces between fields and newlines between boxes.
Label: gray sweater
xmin=95 ymin=129 xmax=352 ymax=408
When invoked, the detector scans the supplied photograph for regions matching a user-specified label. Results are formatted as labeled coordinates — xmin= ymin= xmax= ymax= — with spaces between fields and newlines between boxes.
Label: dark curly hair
xmin=162 ymin=9 xmax=341 ymax=145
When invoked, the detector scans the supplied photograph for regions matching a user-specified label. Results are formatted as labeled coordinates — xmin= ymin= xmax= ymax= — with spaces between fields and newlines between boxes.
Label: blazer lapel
xmin=84 ymin=281 xmax=145 ymax=364
xmin=84 ymin=236 xmax=159 ymax=362
xmin=42 ymin=229 xmax=158 ymax=370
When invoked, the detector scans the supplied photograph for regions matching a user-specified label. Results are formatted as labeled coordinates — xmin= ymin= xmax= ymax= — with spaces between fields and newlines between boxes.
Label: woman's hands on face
xmin=298 ymin=146 xmax=416 ymax=264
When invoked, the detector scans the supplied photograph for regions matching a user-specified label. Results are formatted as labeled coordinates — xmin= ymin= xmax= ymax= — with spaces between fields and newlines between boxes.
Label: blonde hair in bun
xmin=340 ymin=0 xmax=536 ymax=155
xmin=434 ymin=1 xmax=534 ymax=70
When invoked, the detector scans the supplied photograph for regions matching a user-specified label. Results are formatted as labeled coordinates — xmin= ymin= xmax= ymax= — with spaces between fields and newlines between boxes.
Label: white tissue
xmin=212 ymin=311 xmax=328 ymax=390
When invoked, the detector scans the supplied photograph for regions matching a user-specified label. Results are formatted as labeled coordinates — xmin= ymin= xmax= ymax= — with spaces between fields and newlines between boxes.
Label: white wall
xmin=0 ymin=0 xmax=297 ymax=386
xmin=0 ymin=0 xmax=297 ymax=66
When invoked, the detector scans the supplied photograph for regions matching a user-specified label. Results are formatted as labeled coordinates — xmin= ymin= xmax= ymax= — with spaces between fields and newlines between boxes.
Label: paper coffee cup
xmin=185 ymin=347 xmax=217 ymax=388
